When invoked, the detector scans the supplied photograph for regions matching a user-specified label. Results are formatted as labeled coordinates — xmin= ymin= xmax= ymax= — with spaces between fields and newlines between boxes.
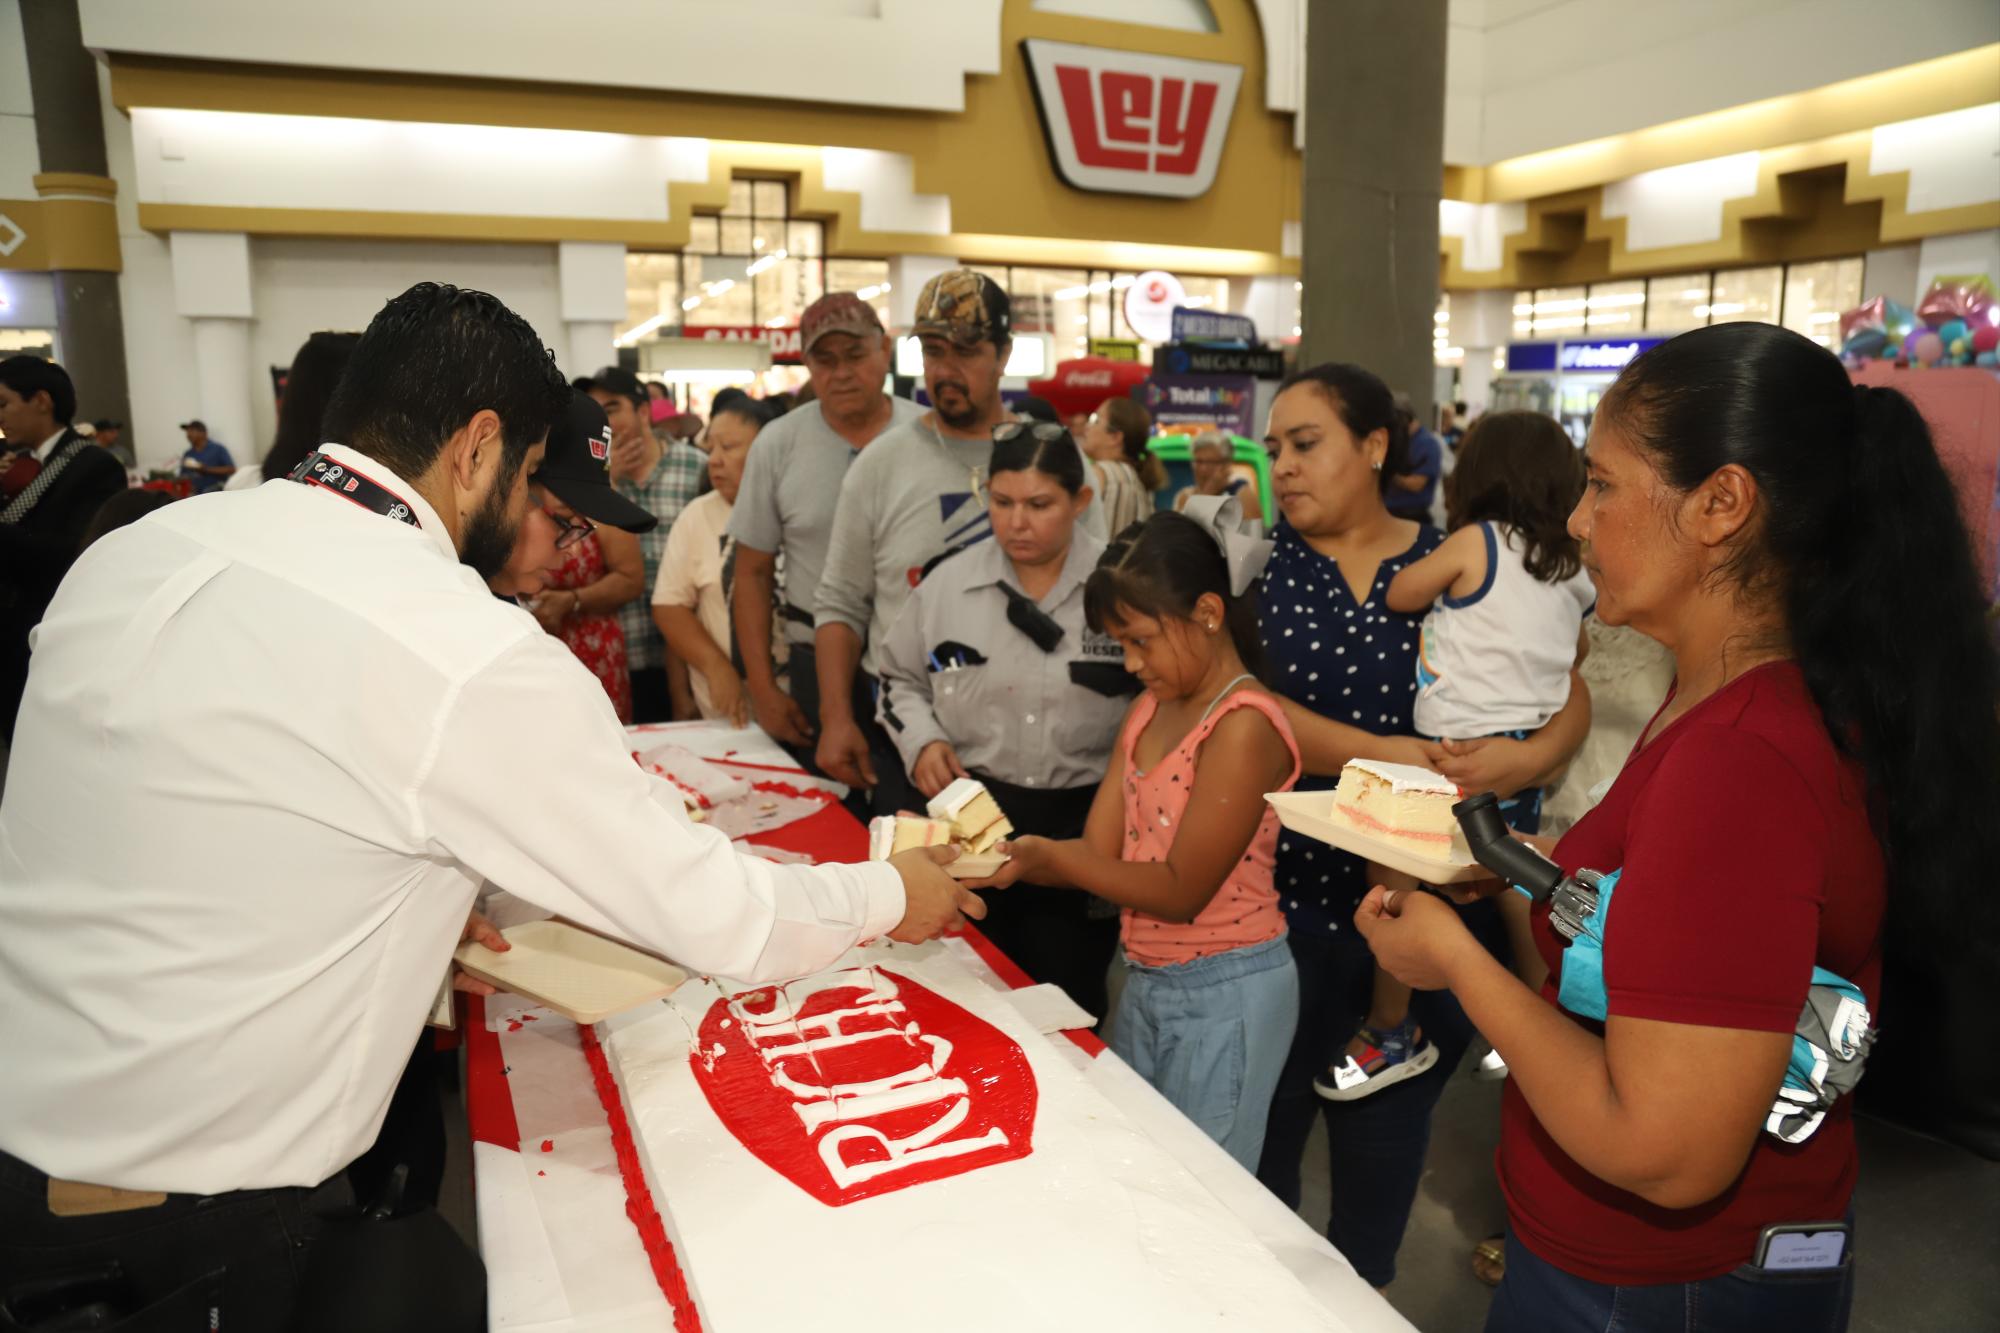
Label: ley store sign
xmin=1023 ymin=39 xmax=1243 ymax=199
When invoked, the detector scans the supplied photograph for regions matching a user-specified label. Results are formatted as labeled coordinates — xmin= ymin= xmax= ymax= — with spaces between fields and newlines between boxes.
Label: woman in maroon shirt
xmin=1356 ymin=322 xmax=2000 ymax=1331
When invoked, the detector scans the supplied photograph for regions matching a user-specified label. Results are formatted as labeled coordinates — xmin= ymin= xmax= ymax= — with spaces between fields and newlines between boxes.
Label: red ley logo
xmin=689 ymin=966 xmax=1037 ymax=1206
xmin=590 ymin=427 xmax=611 ymax=462
xmin=1024 ymin=39 xmax=1242 ymax=199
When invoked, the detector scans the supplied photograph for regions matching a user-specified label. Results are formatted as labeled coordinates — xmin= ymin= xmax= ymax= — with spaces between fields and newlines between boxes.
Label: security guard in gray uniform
xmin=877 ymin=423 xmax=1137 ymax=1017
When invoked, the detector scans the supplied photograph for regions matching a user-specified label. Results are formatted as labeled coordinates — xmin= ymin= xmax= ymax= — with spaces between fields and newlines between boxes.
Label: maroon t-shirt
xmin=1497 ymin=662 xmax=1885 ymax=1283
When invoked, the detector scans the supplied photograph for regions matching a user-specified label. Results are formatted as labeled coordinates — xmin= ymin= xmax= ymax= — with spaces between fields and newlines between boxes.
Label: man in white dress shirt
xmin=0 ymin=284 xmax=978 ymax=1331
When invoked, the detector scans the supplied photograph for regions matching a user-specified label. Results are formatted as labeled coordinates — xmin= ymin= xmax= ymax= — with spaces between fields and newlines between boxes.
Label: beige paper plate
xmin=454 ymin=919 xmax=689 ymax=1025
xmin=1263 ymin=791 xmax=1488 ymax=885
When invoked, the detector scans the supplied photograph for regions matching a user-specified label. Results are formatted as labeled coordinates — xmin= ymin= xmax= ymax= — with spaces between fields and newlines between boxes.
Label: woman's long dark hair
xmin=1085 ymin=511 xmax=1264 ymax=681
xmin=263 ymin=332 xmax=362 ymax=481
xmin=1597 ymin=321 xmax=2000 ymax=964
xmin=1275 ymin=362 xmax=1409 ymax=496
xmin=1445 ymin=410 xmax=1585 ymax=582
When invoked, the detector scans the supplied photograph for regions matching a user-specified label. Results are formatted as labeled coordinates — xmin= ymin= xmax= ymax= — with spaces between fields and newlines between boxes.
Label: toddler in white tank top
xmin=1317 ymin=411 xmax=1593 ymax=1103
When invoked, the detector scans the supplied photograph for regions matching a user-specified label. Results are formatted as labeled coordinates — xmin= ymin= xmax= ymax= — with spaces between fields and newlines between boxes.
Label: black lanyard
xmin=287 ymin=451 xmax=420 ymax=528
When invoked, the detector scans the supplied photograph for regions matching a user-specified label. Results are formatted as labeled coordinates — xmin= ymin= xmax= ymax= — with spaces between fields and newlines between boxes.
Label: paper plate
xmin=1263 ymin=791 xmax=1489 ymax=886
xmin=454 ymin=919 xmax=689 ymax=1025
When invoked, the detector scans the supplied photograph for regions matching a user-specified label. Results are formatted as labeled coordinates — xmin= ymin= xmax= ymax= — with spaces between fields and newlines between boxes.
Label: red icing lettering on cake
xmin=691 ymin=966 xmax=1036 ymax=1206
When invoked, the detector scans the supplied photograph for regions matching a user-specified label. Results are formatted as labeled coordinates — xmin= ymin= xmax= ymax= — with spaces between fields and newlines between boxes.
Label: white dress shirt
xmin=0 ymin=444 xmax=903 ymax=1195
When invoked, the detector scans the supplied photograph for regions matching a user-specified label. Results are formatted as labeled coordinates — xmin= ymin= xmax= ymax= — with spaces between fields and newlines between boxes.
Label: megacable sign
xmin=1023 ymin=39 xmax=1243 ymax=199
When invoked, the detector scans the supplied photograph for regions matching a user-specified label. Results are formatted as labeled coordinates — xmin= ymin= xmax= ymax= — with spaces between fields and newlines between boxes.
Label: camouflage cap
xmin=911 ymin=269 xmax=1011 ymax=348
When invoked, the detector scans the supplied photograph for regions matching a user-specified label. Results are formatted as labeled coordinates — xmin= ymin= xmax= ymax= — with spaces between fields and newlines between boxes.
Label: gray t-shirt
xmin=815 ymin=415 xmax=1106 ymax=676
xmin=726 ymin=396 xmax=923 ymax=647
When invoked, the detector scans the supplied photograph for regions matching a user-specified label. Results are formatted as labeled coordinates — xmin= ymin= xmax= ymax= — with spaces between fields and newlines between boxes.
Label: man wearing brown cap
xmin=729 ymin=292 xmax=918 ymax=768
xmin=811 ymin=270 xmax=1103 ymax=812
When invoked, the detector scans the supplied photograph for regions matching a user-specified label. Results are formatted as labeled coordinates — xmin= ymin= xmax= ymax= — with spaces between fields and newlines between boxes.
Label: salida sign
xmin=1023 ymin=39 xmax=1242 ymax=199
xmin=693 ymin=325 xmax=803 ymax=364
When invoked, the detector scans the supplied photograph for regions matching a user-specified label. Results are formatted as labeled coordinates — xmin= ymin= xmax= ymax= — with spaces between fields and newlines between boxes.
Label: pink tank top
xmin=1117 ymin=686 xmax=1301 ymax=967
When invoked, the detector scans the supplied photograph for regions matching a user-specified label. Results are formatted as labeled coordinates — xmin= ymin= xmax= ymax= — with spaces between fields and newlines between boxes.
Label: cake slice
xmin=928 ymin=778 xmax=1013 ymax=849
xmin=1329 ymin=759 xmax=1467 ymax=860
xmin=867 ymin=815 xmax=954 ymax=862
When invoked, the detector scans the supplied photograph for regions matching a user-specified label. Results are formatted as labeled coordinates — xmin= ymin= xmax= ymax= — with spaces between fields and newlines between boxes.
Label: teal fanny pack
xmin=1534 ymin=868 xmax=1876 ymax=1145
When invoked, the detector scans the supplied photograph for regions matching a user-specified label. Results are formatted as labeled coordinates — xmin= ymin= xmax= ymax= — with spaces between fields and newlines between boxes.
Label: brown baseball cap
xmin=911 ymin=270 xmax=1011 ymax=348
xmin=801 ymin=292 xmax=886 ymax=354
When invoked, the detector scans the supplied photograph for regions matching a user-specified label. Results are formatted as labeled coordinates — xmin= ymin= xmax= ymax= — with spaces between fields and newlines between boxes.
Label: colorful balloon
xmin=1972 ymin=325 xmax=2000 ymax=354
xmin=1976 ymin=351 xmax=1999 ymax=367
xmin=1914 ymin=332 xmax=1945 ymax=366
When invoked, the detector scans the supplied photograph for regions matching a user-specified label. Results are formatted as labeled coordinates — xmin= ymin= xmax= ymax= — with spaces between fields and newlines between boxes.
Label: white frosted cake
xmin=1330 ymin=759 xmax=1467 ymax=859
xmin=927 ymin=777 xmax=1014 ymax=853
xmin=595 ymin=941 xmax=1335 ymax=1330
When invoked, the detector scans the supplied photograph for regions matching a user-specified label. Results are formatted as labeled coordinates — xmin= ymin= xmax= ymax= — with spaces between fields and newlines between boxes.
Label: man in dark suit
xmin=0 ymin=356 xmax=127 ymax=741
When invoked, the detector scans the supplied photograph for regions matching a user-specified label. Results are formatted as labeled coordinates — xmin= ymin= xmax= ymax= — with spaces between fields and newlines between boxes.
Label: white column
xmin=558 ymin=241 xmax=628 ymax=378
xmin=168 ymin=231 xmax=257 ymax=462
xmin=1447 ymin=288 xmax=1514 ymax=417
xmin=1241 ymin=275 xmax=1293 ymax=344
xmin=885 ymin=255 xmax=957 ymax=332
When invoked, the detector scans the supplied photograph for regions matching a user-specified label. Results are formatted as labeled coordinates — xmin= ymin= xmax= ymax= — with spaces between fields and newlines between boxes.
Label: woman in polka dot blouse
xmin=1251 ymin=364 xmax=1591 ymax=1290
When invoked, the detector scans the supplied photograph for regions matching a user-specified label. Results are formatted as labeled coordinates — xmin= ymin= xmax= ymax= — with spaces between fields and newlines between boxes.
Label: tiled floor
xmin=441 ymin=1042 xmax=2000 ymax=1332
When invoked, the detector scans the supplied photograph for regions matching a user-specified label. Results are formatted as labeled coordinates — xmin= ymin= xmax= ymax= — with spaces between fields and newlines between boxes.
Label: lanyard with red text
xmin=287 ymin=450 xmax=420 ymax=528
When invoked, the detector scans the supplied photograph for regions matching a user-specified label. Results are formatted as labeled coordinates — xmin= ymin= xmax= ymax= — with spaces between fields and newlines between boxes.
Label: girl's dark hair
xmin=264 ymin=331 xmax=363 ymax=481
xmin=1596 ymin=322 xmax=2000 ymax=967
xmin=1444 ymin=410 xmax=1585 ymax=582
xmin=1098 ymin=396 xmax=1167 ymax=491
xmin=1275 ymin=362 xmax=1408 ymax=496
xmin=991 ymin=426 xmax=1087 ymax=494
xmin=1085 ymin=511 xmax=1264 ymax=680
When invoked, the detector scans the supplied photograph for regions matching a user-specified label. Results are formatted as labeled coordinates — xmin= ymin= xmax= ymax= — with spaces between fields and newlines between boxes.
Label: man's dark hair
xmin=0 ymin=356 xmax=76 ymax=425
xmin=322 ymin=283 xmax=567 ymax=484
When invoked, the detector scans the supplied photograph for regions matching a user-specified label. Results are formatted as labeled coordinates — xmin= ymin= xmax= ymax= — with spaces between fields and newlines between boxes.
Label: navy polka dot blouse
xmin=1258 ymin=520 xmax=1444 ymax=935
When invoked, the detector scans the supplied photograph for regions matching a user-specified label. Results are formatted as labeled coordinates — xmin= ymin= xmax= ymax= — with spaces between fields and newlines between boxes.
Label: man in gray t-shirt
xmin=728 ymin=293 xmax=915 ymax=756
xmin=813 ymin=270 xmax=1104 ymax=814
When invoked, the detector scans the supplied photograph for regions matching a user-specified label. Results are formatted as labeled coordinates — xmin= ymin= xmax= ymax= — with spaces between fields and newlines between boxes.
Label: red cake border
xmin=578 ymin=1022 xmax=705 ymax=1333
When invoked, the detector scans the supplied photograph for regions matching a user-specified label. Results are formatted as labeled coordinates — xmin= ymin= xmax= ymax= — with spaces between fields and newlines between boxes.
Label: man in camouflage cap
xmin=811 ymin=269 xmax=1102 ymax=812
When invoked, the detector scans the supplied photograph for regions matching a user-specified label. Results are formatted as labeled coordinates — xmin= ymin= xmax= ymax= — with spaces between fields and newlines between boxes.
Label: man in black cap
xmin=177 ymin=419 xmax=236 ymax=494
xmin=0 ymin=283 xmax=980 ymax=1331
xmin=580 ymin=364 xmax=706 ymax=721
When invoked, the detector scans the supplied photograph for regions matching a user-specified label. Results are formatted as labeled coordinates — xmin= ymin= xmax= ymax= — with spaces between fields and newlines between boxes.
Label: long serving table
xmin=463 ymin=721 xmax=1414 ymax=1333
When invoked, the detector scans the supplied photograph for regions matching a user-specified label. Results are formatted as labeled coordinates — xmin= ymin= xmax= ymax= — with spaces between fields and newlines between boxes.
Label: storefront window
xmin=1511 ymin=289 xmax=1534 ymax=340
xmin=1585 ymin=280 xmax=1645 ymax=333
xmin=1781 ymin=258 xmax=1864 ymax=347
xmin=1705 ymin=266 xmax=1782 ymax=325
xmin=1007 ymin=267 xmax=1091 ymax=361
xmin=681 ymin=255 xmax=756 ymax=327
xmin=1528 ymin=286 xmax=1588 ymax=336
xmin=826 ymin=258 xmax=893 ymax=326
xmin=1645 ymin=275 xmax=1710 ymax=332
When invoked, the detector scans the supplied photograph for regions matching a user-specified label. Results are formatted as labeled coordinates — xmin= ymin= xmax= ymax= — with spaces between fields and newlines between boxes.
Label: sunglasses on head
xmin=992 ymin=421 xmax=1073 ymax=446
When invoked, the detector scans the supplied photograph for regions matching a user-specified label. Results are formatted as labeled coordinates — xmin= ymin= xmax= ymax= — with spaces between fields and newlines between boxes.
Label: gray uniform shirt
xmin=875 ymin=529 xmax=1132 ymax=791
xmin=814 ymin=415 xmax=1107 ymax=675
xmin=726 ymin=396 xmax=923 ymax=647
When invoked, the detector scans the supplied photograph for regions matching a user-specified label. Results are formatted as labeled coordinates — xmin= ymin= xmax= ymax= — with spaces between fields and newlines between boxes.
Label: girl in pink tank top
xmin=978 ymin=505 xmax=1302 ymax=1169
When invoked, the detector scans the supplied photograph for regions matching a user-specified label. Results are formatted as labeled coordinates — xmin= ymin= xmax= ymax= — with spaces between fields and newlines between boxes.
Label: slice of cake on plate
xmin=1330 ymin=759 xmax=1468 ymax=860
xmin=867 ymin=815 xmax=953 ymax=862
xmin=928 ymin=777 xmax=1014 ymax=852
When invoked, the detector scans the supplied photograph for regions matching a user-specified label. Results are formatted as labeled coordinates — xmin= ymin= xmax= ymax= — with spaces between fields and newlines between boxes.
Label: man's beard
xmin=933 ymin=379 xmax=979 ymax=430
xmin=461 ymin=478 xmax=518 ymax=583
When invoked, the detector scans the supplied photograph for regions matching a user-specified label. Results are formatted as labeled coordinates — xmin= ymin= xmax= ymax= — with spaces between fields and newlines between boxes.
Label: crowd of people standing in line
xmin=2 ymin=262 xmax=1994 ymax=1333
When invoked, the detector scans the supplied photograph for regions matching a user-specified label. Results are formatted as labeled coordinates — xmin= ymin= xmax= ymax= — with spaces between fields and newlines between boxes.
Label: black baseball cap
xmin=179 ymin=419 xmax=207 ymax=431
xmin=534 ymin=389 xmax=658 ymax=533
xmin=579 ymin=365 xmax=648 ymax=407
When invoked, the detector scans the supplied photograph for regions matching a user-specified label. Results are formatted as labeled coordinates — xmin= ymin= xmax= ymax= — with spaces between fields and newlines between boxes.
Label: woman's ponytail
xmin=1598 ymin=326 xmax=2000 ymax=962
